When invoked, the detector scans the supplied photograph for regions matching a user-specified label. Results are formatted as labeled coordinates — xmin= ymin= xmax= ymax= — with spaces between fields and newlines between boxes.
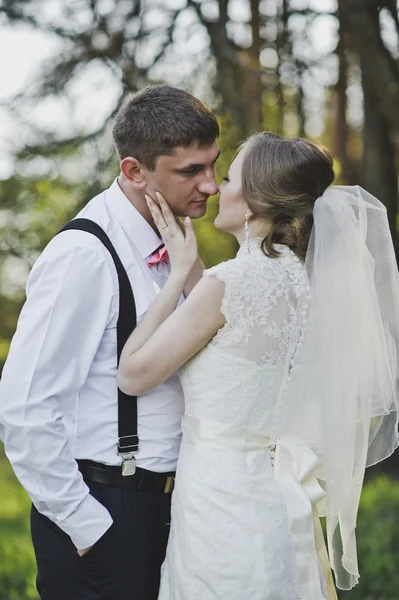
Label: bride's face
xmin=214 ymin=150 xmax=249 ymax=235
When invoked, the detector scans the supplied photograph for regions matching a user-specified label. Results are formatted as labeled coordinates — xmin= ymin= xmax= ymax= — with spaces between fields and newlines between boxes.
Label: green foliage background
xmin=0 ymin=447 xmax=37 ymax=600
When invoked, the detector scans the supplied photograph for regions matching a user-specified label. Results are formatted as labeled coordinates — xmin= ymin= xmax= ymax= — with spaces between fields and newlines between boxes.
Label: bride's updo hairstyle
xmin=241 ymin=132 xmax=335 ymax=261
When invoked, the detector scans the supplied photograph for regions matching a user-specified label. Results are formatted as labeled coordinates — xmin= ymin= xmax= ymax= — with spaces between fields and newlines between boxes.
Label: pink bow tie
xmin=148 ymin=246 xmax=169 ymax=268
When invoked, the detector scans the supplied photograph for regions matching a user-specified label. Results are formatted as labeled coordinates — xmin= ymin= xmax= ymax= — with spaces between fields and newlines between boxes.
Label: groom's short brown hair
xmin=112 ymin=85 xmax=219 ymax=170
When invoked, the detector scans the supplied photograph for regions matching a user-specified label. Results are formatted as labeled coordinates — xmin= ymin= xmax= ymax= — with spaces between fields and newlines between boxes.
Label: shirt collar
xmin=105 ymin=178 xmax=163 ymax=260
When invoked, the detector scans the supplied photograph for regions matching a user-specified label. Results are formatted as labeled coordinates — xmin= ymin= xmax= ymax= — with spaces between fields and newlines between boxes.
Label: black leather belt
xmin=77 ymin=460 xmax=175 ymax=493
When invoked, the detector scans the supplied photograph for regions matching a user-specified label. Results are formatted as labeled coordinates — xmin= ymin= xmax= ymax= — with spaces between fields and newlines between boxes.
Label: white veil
xmin=274 ymin=186 xmax=399 ymax=589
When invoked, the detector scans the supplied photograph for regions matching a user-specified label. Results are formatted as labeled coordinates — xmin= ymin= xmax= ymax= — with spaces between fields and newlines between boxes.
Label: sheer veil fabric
xmin=273 ymin=186 xmax=399 ymax=589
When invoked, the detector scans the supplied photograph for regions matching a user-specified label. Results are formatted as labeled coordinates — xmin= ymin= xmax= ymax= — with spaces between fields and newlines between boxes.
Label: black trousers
xmin=30 ymin=480 xmax=171 ymax=600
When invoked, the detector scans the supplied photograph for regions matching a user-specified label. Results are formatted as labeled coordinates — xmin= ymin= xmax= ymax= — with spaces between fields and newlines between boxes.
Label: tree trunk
xmin=192 ymin=0 xmax=263 ymax=139
xmin=361 ymin=78 xmax=398 ymax=249
xmin=359 ymin=4 xmax=399 ymax=261
xmin=334 ymin=0 xmax=352 ymax=183
xmin=275 ymin=0 xmax=288 ymax=135
xmin=248 ymin=0 xmax=263 ymax=129
xmin=340 ymin=0 xmax=399 ymax=135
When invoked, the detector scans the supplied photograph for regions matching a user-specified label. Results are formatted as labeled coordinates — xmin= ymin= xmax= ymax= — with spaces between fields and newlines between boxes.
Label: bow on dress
xmin=181 ymin=414 xmax=337 ymax=600
xmin=272 ymin=435 xmax=337 ymax=600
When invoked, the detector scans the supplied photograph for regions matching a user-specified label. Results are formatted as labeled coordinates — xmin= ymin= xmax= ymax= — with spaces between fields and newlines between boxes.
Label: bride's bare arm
xmin=117 ymin=274 xmax=225 ymax=396
xmin=183 ymin=255 xmax=204 ymax=297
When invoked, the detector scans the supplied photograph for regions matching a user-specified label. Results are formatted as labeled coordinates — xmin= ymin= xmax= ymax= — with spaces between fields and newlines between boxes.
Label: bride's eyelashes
xmin=222 ymin=176 xmax=229 ymax=182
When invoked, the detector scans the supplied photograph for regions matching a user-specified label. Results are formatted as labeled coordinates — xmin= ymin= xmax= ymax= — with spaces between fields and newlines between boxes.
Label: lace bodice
xmin=179 ymin=239 xmax=309 ymax=433
xmin=206 ymin=239 xmax=307 ymax=363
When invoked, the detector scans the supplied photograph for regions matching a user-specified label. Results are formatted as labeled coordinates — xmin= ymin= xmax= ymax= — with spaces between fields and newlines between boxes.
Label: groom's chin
xmin=186 ymin=202 xmax=208 ymax=219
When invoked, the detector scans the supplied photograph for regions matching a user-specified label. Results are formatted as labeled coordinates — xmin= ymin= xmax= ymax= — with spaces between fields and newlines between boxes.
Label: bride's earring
xmin=245 ymin=210 xmax=250 ymax=253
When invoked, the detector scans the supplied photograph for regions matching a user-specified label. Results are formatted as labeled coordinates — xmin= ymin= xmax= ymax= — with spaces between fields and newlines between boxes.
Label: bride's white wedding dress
xmin=158 ymin=239 xmax=331 ymax=600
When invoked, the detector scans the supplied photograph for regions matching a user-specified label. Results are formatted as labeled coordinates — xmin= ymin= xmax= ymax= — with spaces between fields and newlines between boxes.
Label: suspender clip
xmin=118 ymin=435 xmax=139 ymax=476
xmin=121 ymin=453 xmax=137 ymax=476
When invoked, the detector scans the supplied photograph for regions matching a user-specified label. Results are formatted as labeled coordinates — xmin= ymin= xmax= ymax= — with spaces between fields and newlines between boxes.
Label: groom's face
xmin=143 ymin=140 xmax=220 ymax=219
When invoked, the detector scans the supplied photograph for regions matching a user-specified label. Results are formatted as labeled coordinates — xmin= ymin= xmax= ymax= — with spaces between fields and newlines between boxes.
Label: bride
xmin=117 ymin=132 xmax=399 ymax=599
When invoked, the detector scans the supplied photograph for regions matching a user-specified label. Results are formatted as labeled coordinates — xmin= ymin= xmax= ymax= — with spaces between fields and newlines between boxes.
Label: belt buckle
xmin=121 ymin=455 xmax=136 ymax=476
xmin=164 ymin=475 xmax=174 ymax=494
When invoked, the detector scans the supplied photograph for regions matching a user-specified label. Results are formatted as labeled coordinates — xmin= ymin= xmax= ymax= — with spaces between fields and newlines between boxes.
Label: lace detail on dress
xmin=204 ymin=239 xmax=308 ymax=366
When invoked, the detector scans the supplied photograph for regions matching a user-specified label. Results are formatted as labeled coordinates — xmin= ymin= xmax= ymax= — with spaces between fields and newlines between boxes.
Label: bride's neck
xmin=235 ymin=219 xmax=273 ymax=246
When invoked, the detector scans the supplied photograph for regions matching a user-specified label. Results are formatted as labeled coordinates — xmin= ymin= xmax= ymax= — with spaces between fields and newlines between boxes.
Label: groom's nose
xmin=198 ymin=172 xmax=219 ymax=197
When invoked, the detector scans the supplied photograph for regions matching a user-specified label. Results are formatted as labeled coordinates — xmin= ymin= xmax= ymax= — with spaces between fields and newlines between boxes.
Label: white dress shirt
xmin=0 ymin=179 xmax=185 ymax=549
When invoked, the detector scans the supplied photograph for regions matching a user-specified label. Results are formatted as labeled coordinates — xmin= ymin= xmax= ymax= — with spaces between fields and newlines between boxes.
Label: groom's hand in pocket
xmin=76 ymin=521 xmax=116 ymax=559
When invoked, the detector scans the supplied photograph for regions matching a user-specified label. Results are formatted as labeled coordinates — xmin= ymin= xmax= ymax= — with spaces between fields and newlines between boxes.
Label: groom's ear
xmin=120 ymin=157 xmax=147 ymax=189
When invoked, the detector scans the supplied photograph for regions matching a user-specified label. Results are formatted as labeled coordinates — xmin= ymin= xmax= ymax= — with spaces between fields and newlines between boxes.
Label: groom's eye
xmin=179 ymin=167 xmax=201 ymax=176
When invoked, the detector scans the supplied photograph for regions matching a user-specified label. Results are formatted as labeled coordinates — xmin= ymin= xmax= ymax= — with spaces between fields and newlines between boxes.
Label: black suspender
xmin=59 ymin=218 xmax=139 ymax=475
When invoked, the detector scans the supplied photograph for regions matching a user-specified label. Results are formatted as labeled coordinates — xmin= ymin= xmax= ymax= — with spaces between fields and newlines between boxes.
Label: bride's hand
xmin=145 ymin=191 xmax=198 ymax=279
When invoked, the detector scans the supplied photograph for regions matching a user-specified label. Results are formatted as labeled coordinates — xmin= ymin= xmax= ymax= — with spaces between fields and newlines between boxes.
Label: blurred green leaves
xmin=338 ymin=477 xmax=399 ymax=600
xmin=0 ymin=448 xmax=38 ymax=600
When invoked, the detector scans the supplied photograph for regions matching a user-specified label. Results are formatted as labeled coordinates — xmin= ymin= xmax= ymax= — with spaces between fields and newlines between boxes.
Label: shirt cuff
xmin=58 ymin=493 xmax=113 ymax=550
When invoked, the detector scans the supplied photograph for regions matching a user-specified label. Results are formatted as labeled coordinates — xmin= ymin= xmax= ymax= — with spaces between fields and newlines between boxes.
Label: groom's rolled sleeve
xmin=0 ymin=242 xmax=116 ymax=549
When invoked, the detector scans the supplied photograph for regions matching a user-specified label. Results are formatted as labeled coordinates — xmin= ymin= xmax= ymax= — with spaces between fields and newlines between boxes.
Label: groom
xmin=0 ymin=85 xmax=219 ymax=599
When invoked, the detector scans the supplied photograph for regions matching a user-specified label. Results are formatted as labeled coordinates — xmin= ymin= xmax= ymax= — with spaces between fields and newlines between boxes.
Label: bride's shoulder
xmin=202 ymin=253 xmax=262 ymax=294
xmin=203 ymin=240 xmax=306 ymax=301
xmin=204 ymin=256 xmax=239 ymax=281
xmin=203 ymin=251 xmax=252 ymax=288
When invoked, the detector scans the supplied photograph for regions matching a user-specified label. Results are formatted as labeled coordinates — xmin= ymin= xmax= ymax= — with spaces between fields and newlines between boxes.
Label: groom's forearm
xmin=183 ymin=256 xmax=204 ymax=297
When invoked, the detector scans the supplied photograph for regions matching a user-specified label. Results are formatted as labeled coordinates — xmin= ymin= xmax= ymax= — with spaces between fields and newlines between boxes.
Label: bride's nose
xmin=218 ymin=181 xmax=226 ymax=193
